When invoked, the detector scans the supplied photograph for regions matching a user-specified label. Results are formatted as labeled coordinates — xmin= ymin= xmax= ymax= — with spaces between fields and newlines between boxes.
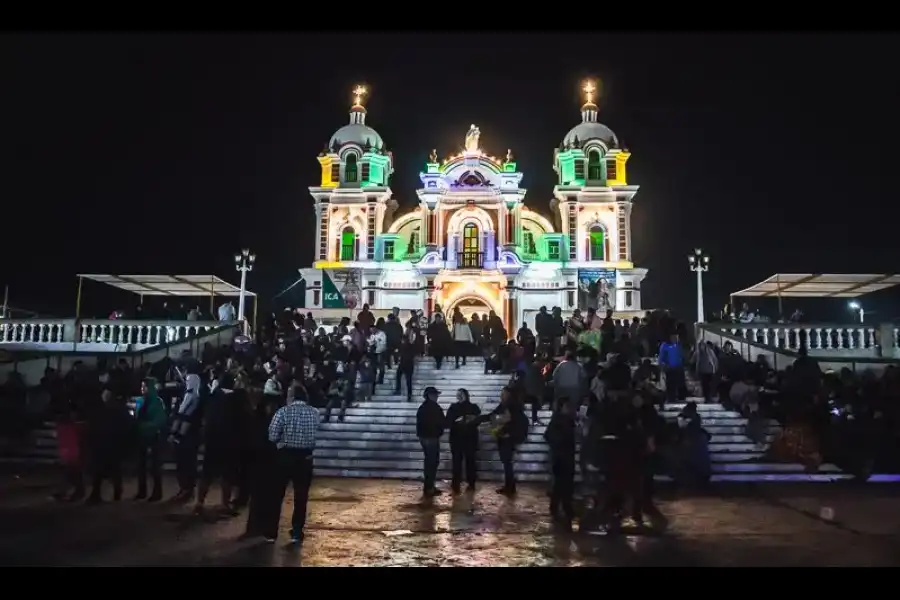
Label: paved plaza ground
xmin=2 ymin=471 xmax=900 ymax=566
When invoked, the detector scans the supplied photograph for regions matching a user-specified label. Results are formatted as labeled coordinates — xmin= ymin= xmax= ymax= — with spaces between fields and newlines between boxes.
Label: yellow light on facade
xmin=313 ymin=260 xmax=346 ymax=269
xmin=352 ymin=85 xmax=367 ymax=107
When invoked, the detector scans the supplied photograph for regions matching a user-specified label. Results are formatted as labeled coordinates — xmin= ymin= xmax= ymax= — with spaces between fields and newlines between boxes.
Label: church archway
xmin=445 ymin=295 xmax=496 ymax=322
xmin=447 ymin=206 xmax=493 ymax=234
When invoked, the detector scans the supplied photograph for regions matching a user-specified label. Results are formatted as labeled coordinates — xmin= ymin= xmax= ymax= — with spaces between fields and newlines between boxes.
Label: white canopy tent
xmin=731 ymin=273 xmax=900 ymax=317
xmin=75 ymin=274 xmax=257 ymax=323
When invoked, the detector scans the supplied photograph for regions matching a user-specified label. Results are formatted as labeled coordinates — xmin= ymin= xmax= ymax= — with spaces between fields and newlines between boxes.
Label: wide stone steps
xmin=307 ymin=360 xmax=841 ymax=482
xmin=0 ymin=358 xmax=849 ymax=483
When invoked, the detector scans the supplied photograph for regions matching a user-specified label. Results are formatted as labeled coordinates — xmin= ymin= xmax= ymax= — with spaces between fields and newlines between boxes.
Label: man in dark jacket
xmin=396 ymin=334 xmax=417 ymax=402
xmin=534 ymin=306 xmax=552 ymax=351
xmin=194 ymin=374 xmax=241 ymax=514
xmin=416 ymin=386 xmax=446 ymax=497
xmin=445 ymin=389 xmax=481 ymax=493
xmin=384 ymin=313 xmax=404 ymax=368
xmin=544 ymin=397 xmax=577 ymax=530
xmin=85 ymin=388 xmax=132 ymax=504
xmin=492 ymin=386 xmax=529 ymax=496
xmin=427 ymin=314 xmax=453 ymax=369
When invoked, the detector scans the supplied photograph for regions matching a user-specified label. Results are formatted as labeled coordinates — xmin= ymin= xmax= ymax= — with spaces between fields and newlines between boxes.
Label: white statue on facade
xmin=465 ymin=124 xmax=481 ymax=152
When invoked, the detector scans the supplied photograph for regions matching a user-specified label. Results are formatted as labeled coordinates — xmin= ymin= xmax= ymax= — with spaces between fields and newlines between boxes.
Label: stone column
xmin=447 ymin=234 xmax=458 ymax=268
xmin=506 ymin=293 xmax=516 ymax=338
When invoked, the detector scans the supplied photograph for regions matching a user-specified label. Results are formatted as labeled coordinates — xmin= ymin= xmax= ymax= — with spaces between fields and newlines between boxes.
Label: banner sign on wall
xmin=322 ymin=269 xmax=362 ymax=309
xmin=577 ymin=268 xmax=617 ymax=312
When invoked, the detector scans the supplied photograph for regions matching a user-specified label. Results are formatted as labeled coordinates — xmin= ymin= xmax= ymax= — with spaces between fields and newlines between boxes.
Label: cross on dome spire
xmin=349 ymin=84 xmax=368 ymax=125
xmin=352 ymin=85 xmax=367 ymax=108
xmin=580 ymin=79 xmax=599 ymax=123
xmin=583 ymin=80 xmax=596 ymax=105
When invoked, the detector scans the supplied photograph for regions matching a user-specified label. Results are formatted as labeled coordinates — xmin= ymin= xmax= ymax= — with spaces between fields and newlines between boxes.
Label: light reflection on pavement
xmin=2 ymin=474 xmax=900 ymax=566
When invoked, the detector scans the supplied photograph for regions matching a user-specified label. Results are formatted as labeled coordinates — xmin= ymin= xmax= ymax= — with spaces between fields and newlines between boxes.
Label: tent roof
xmin=732 ymin=273 xmax=900 ymax=299
xmin=78 ymin=274 xmax=256 ymax=297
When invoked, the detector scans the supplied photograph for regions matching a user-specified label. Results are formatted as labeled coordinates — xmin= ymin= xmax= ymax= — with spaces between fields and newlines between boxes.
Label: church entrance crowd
xmin=3 ymin=300 xmax=900 ymax=542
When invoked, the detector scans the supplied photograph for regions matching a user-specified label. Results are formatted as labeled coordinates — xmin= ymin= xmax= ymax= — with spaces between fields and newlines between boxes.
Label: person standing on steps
xmin=396 ymin=330 xmax=417 ymax=402
xmin=134 ymin=377 xmax=168 ymax=502
xmin=451 ymin=308 xmax=474 ymax=368
xmin=446 ymin=388 xmax=481 ymax=493
xmin=370 ymin=318 xmax=388 ymax=387
xmin=265 ymin=383 xmax=320 ymax=545
xmin=428 ymin=312 xmax=452 ymax=370
xmin=384 ymin=313 xmax=404 ymax=369
xmin=489 ymin=386 xmax=529 ymax=496
xmin=416 ymin=386 xmax=446 ymax=497
xmin=692 ymin=340 xmax=718 ymax=403
xmin=658 ymin=332 xmax=685 ymax=407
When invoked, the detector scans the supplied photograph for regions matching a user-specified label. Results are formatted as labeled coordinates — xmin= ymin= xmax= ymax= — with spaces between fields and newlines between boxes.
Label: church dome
xmin=562 ymin=84 xmax=619 ymax=148
xmin=329 ymin=121 xmax=384 ymax=150
xmin=328 ymin=92 xmax=384 ymax=150
xmin=562 ymin=121 xmax=618 ymax=148
xmin=562 ymin=102 xmax=618 ymax=148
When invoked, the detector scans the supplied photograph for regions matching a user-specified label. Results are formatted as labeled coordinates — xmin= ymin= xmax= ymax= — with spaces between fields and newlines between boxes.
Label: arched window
xmin=587 ymin=149 xmax=603 ymax=181
xmin=345 ymin=154 xmax=358 ymax=183
xmin=589 ymin=225 xmax=605 ymax=261
xmin=461 ymin=223 xmax=481 ymax=268
xmin=340 ymin=227 xmax=357 ymax=261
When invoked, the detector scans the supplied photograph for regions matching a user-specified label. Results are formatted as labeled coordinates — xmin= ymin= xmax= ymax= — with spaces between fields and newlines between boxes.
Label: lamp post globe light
xmin=688 ymin=248 xmax=710 ymax=324
xmin=848 ymin=301 xmax=864 ymax=324
xmin=234 ymin=248 xmax=255 ymax=331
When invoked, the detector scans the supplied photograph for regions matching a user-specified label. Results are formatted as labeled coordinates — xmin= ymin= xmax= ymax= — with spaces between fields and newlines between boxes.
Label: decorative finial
xmin=506 ymin=148 xmax=513 ymax=162
xmin=429 ymin=148 xmax=438 ymax=163
xmin=352 ymin=85 xmax=367 ymax=107
xmin=465 ymin=124 xmax=481 ymax=152
xmin=583 ymin=80 xmax=596 ymax=105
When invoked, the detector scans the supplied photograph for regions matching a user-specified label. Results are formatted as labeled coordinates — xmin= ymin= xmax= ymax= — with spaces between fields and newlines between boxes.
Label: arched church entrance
xmin=445 ymin=296 xmax=494 ymax=322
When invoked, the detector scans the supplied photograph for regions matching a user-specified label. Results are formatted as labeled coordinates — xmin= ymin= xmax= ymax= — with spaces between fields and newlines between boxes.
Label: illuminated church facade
xmin=301 ymin=83 xmax=648 ymax=335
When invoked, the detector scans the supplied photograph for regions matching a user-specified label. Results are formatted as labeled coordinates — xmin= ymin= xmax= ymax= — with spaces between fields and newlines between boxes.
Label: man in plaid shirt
xmin=257 ymin=381 xmax=320 ymax=544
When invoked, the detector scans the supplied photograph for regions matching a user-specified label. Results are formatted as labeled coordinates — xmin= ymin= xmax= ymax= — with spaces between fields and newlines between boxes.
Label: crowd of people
xmin=712 ymin=340 xmax=900 ymax=478
xmin=2 ymin=299 xmax=897 ymax=540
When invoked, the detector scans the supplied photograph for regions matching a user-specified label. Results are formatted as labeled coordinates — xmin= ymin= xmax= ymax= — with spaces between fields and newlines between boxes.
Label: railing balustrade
xmin=456 ymin=252 xmax=484 ymax=269
xmin=0 ymin=318 xmax=237 ymax=347
xmin=707 ymin=323 xmax=899 ymax=355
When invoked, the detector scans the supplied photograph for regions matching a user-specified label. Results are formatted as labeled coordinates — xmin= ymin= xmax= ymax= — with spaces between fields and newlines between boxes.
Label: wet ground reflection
xmin=2 ymin=475 xmax=900 ymax=566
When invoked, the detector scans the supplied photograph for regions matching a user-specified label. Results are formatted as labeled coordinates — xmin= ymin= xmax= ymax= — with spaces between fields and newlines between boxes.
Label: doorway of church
xmin=447 ymin=298 xmax=493 ymax=322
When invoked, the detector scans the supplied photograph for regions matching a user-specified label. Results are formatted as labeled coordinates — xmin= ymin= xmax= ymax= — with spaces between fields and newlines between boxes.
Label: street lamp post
xmin=234 ymin=248 xmax=256 ymax=332
xmin=688 ymin=248 xmax=710 ymax=324
xmin=848 ymin=301 xmax=865 ymax=324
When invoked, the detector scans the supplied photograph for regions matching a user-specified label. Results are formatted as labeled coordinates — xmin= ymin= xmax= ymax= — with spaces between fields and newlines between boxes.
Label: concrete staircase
xmin=2 ymin=357 xmax=850 ymax=482
xmin=312 ymin=358 xmax=849 ymax=483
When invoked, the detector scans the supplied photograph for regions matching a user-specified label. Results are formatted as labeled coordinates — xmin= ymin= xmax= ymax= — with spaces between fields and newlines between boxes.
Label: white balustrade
xmin=77 ymin=320 xmax=224 ymax=346
xmin=0 ymin=319 xmax=69 ymax=344
xmin=720 ymin=323 xmax=897 ymax=356
xmin=0 ymin=318 xmax=236 ymax=349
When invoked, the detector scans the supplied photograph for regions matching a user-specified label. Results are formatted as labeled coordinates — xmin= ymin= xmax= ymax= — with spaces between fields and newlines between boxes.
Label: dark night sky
xmin=2 ymin=33 xmax=899 ymax=320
